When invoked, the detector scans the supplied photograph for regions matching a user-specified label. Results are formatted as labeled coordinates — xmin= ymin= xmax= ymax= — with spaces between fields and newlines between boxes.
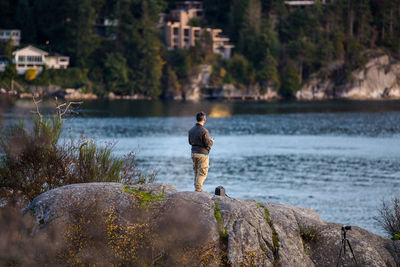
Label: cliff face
xmin=298 ymin=54 xmax=400 ymax=100
xmin=184 ymin=64 xmax=212 ymax=101
xmin=184 ymin=53 xmax=400 ymax=101
xmin=183 ymin=64 xmax=279 ymax=101
xmin=26 ymin=183 xmax=400 ymax=266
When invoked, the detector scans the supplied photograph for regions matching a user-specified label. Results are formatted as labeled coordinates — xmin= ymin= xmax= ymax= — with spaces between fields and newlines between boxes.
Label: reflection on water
xmin=208 ymin=105 xmax=232 ymax=118
xmin=3 ymin=98 xmax=400 ymax=118
xmin=1 ymin=98 xmax=400 ymax=236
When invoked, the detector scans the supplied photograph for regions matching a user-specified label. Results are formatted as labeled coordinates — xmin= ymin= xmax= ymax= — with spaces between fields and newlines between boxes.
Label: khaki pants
xmin=191 ymin=153 xmax=209 ymax=192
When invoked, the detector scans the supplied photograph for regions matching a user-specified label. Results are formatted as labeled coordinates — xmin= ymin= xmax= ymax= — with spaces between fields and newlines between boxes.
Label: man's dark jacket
xmin=188 ymin=123 xmax=213 ymax=154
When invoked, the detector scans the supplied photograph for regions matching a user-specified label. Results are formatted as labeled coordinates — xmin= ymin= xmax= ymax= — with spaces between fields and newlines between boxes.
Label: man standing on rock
xmin=188 ymin=112 xmax=214 ymax=192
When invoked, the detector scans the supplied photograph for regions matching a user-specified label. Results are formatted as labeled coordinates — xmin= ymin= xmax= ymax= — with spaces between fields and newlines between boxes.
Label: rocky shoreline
xmin=298 ymin=53 xmax=400 ymax=100
xmin=6 ymin=52 xmax=400 ymax=102
xmin=25 ymin=182 xmax=400 ymax=266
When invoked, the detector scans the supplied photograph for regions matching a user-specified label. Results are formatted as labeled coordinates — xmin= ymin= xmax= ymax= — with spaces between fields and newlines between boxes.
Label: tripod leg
xmin=344 ymin=238 xmax=346 ymax=255
xmin=336 ymin=239 xmax=344 ymax=267
xmin=346 ymin=239 xmax=359 ymax=267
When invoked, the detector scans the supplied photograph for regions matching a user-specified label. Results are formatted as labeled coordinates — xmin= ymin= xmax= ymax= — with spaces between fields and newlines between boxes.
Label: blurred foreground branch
xmin=0 ymin=98 xmax=155 ymax=201
xmin=376 ymin=197 xmax=400 ymax=240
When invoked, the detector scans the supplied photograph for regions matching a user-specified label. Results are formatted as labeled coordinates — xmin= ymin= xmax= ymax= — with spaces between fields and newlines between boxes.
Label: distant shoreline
xmin=2 ymin=92 xmax=400 ymax=102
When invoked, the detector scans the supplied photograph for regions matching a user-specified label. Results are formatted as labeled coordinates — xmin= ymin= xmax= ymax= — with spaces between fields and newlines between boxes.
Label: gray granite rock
xmin=25 ymin=183 xmax=398 ymax=266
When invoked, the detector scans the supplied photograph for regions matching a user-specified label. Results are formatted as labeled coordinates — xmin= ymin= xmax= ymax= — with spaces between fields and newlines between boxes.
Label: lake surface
xmin=1 ymin=98 xmax=400 ymax=236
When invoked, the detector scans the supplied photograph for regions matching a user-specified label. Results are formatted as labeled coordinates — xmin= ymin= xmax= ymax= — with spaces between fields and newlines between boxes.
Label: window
xmin=17 ymin=64 xmax=25 ymax=67
xmin=27 ymin=56 xmax=42 ymax=63
xmin=173 ymin=27 xmax=179 ymax=35
xmin=184 ymin=29 xmax=189 ymax=36
xmin=5 ymin=32 xmax=10 ymax=36
xmin=27 ymin=64 xmax=34 ymax=68
xmin=18 ymin=56 xmax=26 ymax=62
xmin=59 ymin=58 xmax=68 ymax=62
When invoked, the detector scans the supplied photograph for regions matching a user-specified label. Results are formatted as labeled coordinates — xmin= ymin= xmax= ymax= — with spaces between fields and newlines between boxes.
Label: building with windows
xmin=46 ymin=52 xmax=70 ymax=70
xmin=94 ymin=17 xmax=118 ymax=40
xmin=163 ymin=1 xmax=234 ymax=59
xmin=11 ymin=45 xmax=69 ymax=74
xmin=0 ymin=29 xmax=21 ymax=46
xmin=0 ymin=57 xmax=8 ymax=72
xmin=285 ymin=0 xmax=334 ymax=7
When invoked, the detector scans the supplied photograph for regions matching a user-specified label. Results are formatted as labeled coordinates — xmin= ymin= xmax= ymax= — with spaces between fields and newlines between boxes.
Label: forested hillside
xmin=0 ymin=0 xmax=399 ymax=98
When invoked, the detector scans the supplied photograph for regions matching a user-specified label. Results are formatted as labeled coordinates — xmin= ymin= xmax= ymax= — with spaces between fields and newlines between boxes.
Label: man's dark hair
xmin=196 ymin=112 xmax=206 ymax=122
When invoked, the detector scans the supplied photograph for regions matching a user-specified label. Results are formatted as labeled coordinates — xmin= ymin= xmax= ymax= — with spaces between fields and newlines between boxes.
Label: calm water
xmin=1 ymin=98 xmax=400 ymax=236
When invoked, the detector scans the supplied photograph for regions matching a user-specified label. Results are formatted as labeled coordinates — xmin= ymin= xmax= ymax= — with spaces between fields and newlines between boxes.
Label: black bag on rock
xmin=215 ymin=186 xmax=226 ymax=196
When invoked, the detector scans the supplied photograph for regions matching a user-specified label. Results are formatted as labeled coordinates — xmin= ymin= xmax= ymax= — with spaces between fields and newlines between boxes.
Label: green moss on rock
xmin=123 ymin=185 xmax=165 ymax=208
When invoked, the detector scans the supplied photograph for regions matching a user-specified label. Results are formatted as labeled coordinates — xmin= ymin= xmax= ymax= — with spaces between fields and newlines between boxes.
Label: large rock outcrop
xmin=26 ymin=183 xmax=399 ymax=266
xmin=183 ymin=64 xmax=279 ymax=101
xmin=298 ymin=53 xmax=400 ymax=100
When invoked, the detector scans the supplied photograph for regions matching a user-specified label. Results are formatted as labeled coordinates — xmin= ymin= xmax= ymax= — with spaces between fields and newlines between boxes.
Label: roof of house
xmin=47 ymin=52 xmax=69 ymax=58
xmin=285 ymin=1 xmax=315 ymax=5
xmin=12 ymin=45 xmax=48 ymax=56
xmin=0 ymin=29 xmax=21 ymax=32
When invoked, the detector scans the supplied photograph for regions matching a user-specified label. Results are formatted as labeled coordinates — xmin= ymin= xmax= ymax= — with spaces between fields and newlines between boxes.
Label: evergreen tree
xmin=257 ymin=49 xmax=280 ymax=92
xmin=72 ymin=0 xmax=100 ymax=68
xmin=203 ymin=0 xmax=232 ymax=29
xmin=227 ymin=53 xmax=252 ymax=87
xmin=3 ymin=40 xmax=14 ymax=62
xmin=162 ymin=66 xmax=181 ymax=96
xmin=0 ymin=0 xmax=13 ymax=27
xmin=229 ymin=0 xmax=248 ymax=43
xmin=16 ymin=0 xmax=36 ymax=43
xmin=2 ymin=64 xmax=18 ymax=84
xmin=355 ymin=0 xmax=373 ymax=46
xmin=286 ymin=40 xmax=315 ymax=82
xmin=104 ymin=52 xmax=130 ymax=94
xmin=279 ymin=65 xmax=300 ymax=98
xmin=237 ymin=0 xmax=262 ymax=65
xmin=131 ymin=0 xmax=164 ymax=97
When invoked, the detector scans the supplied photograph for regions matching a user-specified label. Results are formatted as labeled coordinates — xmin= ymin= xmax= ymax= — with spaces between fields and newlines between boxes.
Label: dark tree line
xmin=0 ymin=0 xmax=399 ymax=97
xmin=206 ymin=0 xmax=400 ymax=95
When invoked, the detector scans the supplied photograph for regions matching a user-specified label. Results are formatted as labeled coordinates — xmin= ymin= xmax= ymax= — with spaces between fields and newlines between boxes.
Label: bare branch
xmin=54 ymin=98 xmax=83 ymax=121
xmin=376 ymin=197 xmax=400 ymax=238
xmin=55 ymin=96 xmax=61 ymax=121
xmin=32 ymin=95 xmax=43 ymax=124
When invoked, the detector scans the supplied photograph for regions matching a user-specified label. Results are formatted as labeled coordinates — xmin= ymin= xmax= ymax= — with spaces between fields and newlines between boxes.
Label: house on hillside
xmin=0 ymin=56 xmax=8 ymax=72
xmin=11 ymin=45 xmax=70 ymax=75
xmin=12 ymin=46 xmax=47 ymax=75
xmin=0 ymin=29 xmax=21 ymax=46
xmin=46 ymin=52 xmax=70 ymax=69
xmin=94 ymin=17 xmax=118 ymax=40
xmin=161 ymin=1 xmax=234 ymax=59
